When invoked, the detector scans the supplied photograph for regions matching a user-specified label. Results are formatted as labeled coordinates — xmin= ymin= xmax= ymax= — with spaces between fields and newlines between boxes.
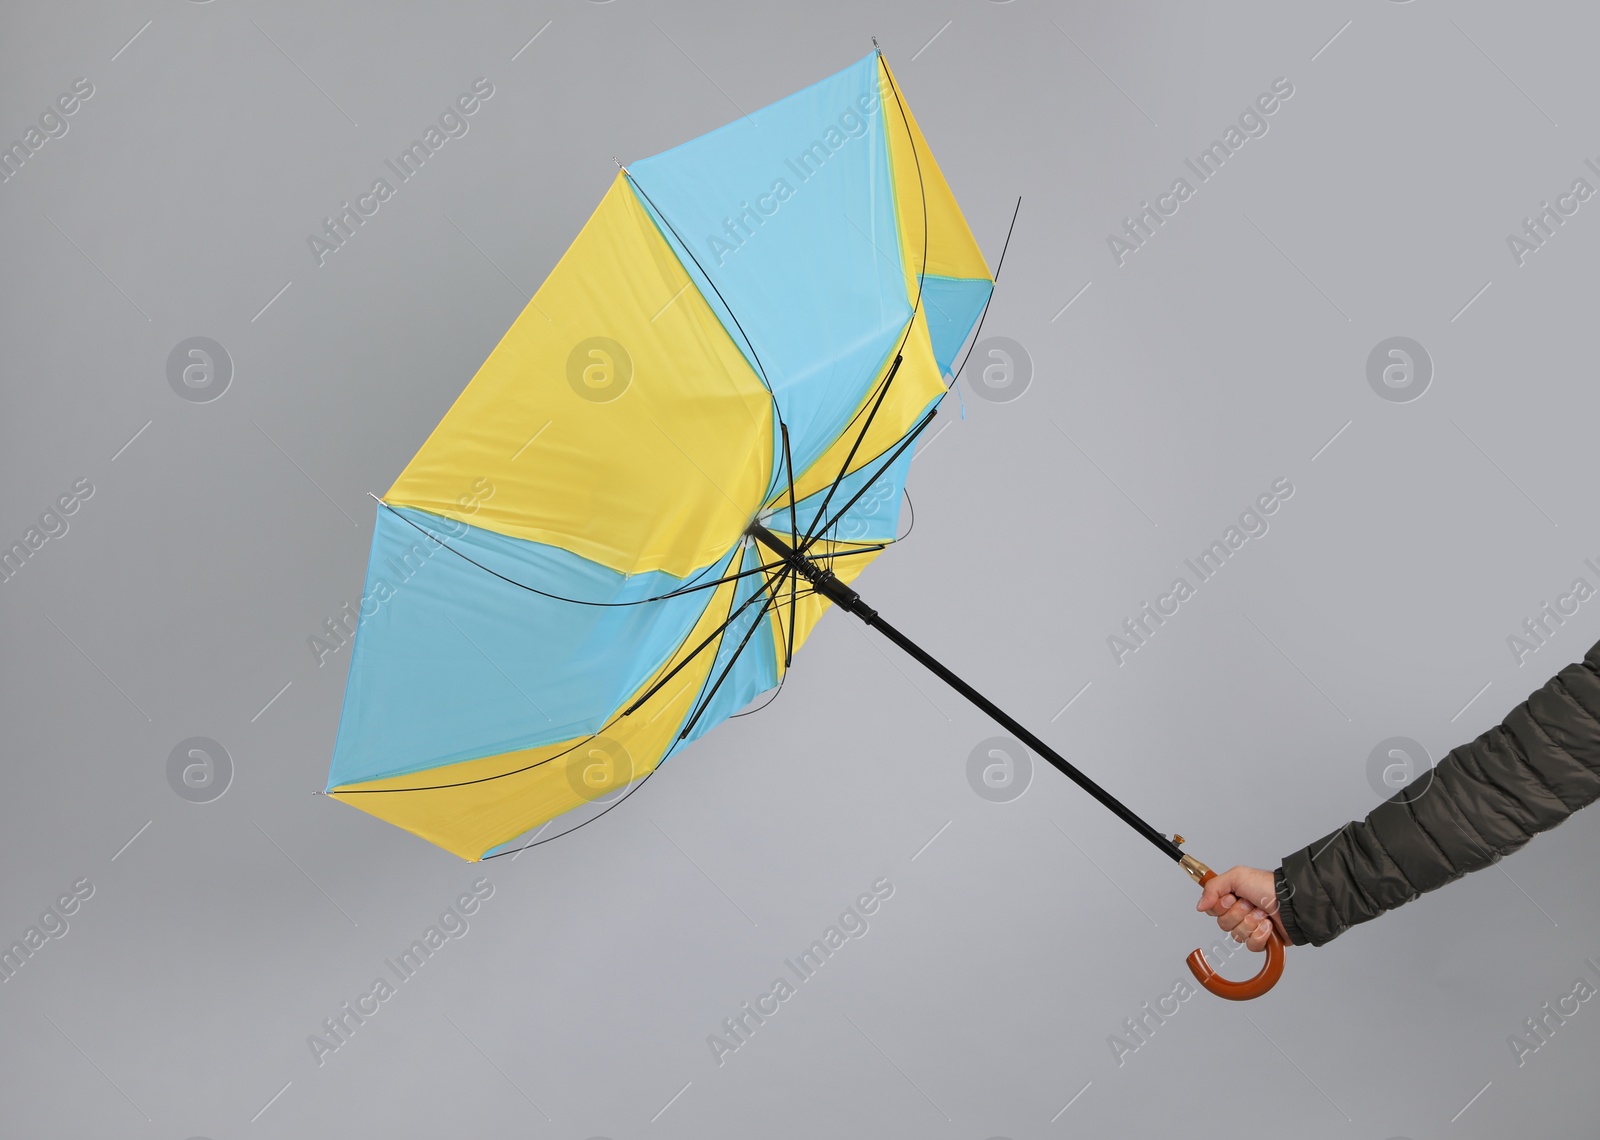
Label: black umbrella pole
xmin=748 ymin=524 xmax=1184 ymax=865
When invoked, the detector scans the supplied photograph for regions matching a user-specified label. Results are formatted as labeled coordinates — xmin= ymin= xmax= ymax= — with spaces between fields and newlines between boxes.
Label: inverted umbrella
xmin=325 ymin=48 xmax=1284 ymax=1000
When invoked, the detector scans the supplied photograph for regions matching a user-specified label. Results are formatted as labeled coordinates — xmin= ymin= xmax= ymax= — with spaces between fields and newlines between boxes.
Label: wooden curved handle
xmin=1186 ymin=869 xmax=1286 ymax=1001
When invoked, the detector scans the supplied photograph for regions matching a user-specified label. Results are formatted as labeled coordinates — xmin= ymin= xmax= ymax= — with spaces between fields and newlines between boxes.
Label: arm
xmin=1217 ymin=637 xmax=1600 ymax=950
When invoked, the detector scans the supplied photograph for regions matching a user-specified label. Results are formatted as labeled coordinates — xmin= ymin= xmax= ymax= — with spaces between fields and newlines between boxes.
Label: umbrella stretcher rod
xmin=747 ymin=522 xmax=1285 ymax=1000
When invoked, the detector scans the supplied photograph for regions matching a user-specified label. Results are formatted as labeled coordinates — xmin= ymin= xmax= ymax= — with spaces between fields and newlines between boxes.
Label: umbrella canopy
xmin=325 ymin=51 xmax=993 ymax=861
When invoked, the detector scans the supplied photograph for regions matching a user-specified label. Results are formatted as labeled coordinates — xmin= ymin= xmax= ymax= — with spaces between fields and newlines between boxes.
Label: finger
xmin=1226 ymin=902 xmax=1265 ymax=939
xmin=1217 ymin=899 xmax=1254 ymax=933
xmin=1239 ymin=913 xmax=1265 ymax=950
xmin=1204 ymin=892 xmax=1237 ymax=918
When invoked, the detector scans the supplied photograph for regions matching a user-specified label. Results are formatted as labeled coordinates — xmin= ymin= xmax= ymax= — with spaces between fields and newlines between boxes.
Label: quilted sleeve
xmin=1276 ymin=638 xmax=1600 ymax=947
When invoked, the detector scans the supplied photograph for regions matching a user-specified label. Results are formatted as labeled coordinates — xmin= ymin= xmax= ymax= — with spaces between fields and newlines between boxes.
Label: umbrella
xmin=324 ymin=48 xmax=1284 ymax=1000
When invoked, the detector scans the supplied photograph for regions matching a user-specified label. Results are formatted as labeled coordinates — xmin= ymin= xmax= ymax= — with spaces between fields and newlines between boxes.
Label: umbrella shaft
xmin=747 ymin=524 xmax=1183 ymax=864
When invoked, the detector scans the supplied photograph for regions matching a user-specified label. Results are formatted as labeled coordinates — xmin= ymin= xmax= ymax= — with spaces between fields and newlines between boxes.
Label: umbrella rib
xmin=880 ymin=49 xmax=930 ymax=320
xmin=729 ymin=672 xmax=787 ymax=719
xmin=757 ymin=553 xmax=793 ymax=676
xmin=621 ymin=556 xmax=779 ymax=717
xmin=423 ymin=562 xmax=808 ymax=857
xmin=676 ymin=566 xmax=791 ymax=741
xmin=797 ymin=352 xmax=903 ymax=554
xmin=781 ymin=421 xmax=799 ymax=547
xmin=774 ymin=557 xmax=796 ymax=670
xmin=781 ymin=421 xmax=799 ymax=668
xmin=621 ymin=169 xmax=775 ymax=397
xmin=898 ymin=488 xmax=916 ymax=541
xmin=806 ymin=410 xmax=937 ymax=549
xmin=623 ymin=166 xmax=810 ymax=520
xmin=626 ymin=544 xmax=879 ymax=729
xmin=337 ymin=554 xmax=786 ymax=795
xmin=786 ymin=542 xmax=886 ymax=558
xmin=801 ymin=202 xmax=1012 ymax=565
xmin=946 ymin=196 xmax=1022 ymax=388
xmin=794 ymin=536 xmax=889 ymax=550
xmin=375 ymin=498 xmax=784 ymax=607
xmin=734 ymin=574 xmax=797 ymax=718
xmin=480 ymin=766 xmax=663 ymax=860
xmin=795 ymin=52 xmax=931 ymax=557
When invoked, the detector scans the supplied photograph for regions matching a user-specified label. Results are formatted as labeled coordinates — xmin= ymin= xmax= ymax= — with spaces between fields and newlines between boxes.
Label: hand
xmin=1195 ymin=865 xmax=1292 ymax=952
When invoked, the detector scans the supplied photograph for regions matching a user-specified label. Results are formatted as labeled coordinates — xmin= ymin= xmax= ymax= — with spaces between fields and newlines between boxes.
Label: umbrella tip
xmin=871 ymin=36 xmax=879 ymax=50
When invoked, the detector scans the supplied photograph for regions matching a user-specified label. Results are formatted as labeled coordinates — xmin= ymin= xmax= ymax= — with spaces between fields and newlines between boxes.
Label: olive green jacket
xmin=1276 ymin=638 xmax=1600 ymax=947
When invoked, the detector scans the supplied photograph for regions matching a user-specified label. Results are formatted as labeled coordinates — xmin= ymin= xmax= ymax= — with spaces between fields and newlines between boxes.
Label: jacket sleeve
xmin=1275 ymin=637 xmax=1600 ymax=948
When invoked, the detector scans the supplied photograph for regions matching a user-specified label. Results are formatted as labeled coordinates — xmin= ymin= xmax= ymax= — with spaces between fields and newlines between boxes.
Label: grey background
xmin=3 ymin=0 xmax=1597 ymax=1136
